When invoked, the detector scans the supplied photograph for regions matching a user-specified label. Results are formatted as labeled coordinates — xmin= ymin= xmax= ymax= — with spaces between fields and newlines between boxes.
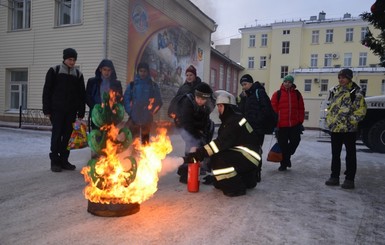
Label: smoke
xmin=159 ymin=156 xmax=184 ymax=177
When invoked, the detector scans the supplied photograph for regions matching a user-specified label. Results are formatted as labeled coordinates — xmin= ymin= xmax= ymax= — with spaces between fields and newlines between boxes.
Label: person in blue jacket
xmin=123 ymin=62 xmax=163 ymax=144
xmin=86 ymin=59 xmax=123 ymax=129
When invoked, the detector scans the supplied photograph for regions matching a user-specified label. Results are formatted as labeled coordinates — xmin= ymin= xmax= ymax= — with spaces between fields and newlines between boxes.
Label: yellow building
xmin=239 ymin=12 xmax=385 ymax=129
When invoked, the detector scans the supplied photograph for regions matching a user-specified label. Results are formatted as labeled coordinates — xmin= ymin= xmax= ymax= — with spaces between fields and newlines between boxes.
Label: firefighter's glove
xmin=184 ymin=148 xmax=207 ymax=163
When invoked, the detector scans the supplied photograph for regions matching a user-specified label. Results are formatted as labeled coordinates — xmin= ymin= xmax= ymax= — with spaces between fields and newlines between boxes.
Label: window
xmin=280 ymin=66 xmax=288 ymax=78
xmin=345 ymin=28 xmax=354 ymax=42
xmin=56 ymin=0 xmax=82 ymax=26
xmin=320 ymin=79 xmax=329 ymax=92
xmin=233 ymin=71 xmax=238 ymax=93
xmin=304 ymin=79 xmax=312 ymax=92
xmin=282 ymin=41 xmax=290 ymax=54
xmin=310 ymin=54 xmax=318 ymax=67
xmin=249 ymin=35 xmax=256 ymax=47
xmin=359 ymin=52 xmax=367 ymax=66
xmin=283 ymin=30 xmax=290 ymax=35
xmin=359 ymin=80 xmax=367 ymax=96
xmin=326 ymin=29 xmax=333 ymax=43
xmin=344 ymin=53 xmax=352 ymax=67
xmin=219 ymin=65 xmax=224 ymax=89
xmin=382 ymin=80 xmax=385 ymax=95
xmin=324 ymin=53 xmax=332 ymax=67
xmin=9 ymin=70 xmax=28 ymax=110
xmin=261 ymin=34 xmax=267 ymax=47
xmin=311 ymin=30 xmax=319 ymax=44
xmin=361 ymin=27 xmax=368 ymax=41
xmin=210 ymin=68 xmax=216 ymax=87
xmin=248 ymin=57 xmax=255 ymax=69
xmin=304 ymin=111 xmax=309 ymax=121
xmin=259 ymin=56 xmax=267 ymax=68
xmin=10 ymin=0 xmax=31 ymax=30
xmin=226 ymin=67 xmax=231 ymax=91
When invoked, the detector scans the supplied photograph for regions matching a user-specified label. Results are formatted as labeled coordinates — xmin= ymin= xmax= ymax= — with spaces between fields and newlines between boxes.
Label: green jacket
xmin=326 ymin=82 xmax=367 ymax=133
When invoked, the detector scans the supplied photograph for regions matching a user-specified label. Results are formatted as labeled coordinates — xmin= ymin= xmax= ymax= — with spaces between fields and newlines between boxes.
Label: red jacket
xmin=271 ymin=84 xmax=305 ymax=128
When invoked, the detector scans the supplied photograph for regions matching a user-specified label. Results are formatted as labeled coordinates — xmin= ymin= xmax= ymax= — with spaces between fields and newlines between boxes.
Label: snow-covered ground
xmin=0 ymin=127 xmax=384 ymax=245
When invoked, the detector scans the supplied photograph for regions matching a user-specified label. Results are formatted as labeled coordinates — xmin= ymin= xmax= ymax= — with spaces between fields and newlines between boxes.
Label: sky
xmin=190 ymin=0 xmax=373 ymax=45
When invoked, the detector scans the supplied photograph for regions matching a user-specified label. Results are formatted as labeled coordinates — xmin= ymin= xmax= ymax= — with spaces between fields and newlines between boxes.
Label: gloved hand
xmin=183 ymin=148 xmax=207 ymax=163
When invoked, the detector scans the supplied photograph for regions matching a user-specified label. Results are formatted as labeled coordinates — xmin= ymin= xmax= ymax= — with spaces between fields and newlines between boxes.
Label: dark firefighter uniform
xmin=185 ymin=90 xmax=262 ymax=197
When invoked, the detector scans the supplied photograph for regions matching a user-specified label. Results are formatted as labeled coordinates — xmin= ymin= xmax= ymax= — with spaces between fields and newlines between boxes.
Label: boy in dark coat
xmin=43 ymin=48 xmax=86 ymax=172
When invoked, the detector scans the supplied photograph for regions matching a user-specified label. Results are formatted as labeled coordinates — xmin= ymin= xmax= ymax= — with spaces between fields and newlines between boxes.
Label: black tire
xmin=361 ymin=128 xmax=372 ymax=149
xmin=367 ymin=119 xmax=385 ymax=153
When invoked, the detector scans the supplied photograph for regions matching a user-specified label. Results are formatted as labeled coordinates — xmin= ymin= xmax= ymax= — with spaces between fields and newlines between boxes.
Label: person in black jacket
xmin=86 ymin=59 xmax=123 ymax=130
xmin=176 ymin=82 xmax=214 ymax=183
xmin=42 ymin=48 xmax=86 ymax=172
xmin=237 ymin=74 xmax=271 ymax=146
xmin=184 ymin=90 xmax=262 ymax=197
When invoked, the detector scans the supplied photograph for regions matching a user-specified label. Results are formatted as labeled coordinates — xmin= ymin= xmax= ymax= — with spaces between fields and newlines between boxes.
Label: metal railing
xmin=18 ymin=107 xmax=89 ymax=128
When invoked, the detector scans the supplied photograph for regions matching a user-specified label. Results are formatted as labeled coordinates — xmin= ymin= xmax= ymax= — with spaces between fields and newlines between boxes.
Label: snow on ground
xmin=0 ymin=127 xmax=384 ymax=245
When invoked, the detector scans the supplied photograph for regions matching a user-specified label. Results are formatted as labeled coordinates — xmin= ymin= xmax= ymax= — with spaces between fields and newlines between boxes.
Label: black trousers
xmin=50 ymin=111 xmax=76 ymax=161
xmin=277 ymin=125 xmax=301 ymax=167
xmin=211 ymin=150 xmax=259 ymax=193
xmin=330 ymin=132 xmax=357 ymax=181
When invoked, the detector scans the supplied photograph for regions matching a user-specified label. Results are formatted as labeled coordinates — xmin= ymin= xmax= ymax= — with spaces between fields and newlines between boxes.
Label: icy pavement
xmin=0 ymin=127 xmax=384 ymax=245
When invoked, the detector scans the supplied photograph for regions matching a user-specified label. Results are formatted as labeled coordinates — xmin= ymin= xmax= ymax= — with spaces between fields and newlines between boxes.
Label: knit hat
xmin=194 ymin=82 xmax=213 ymax=98
xmin=283 ymin=75 xmax=294 ymax=83
xmin=185 ymin=65 xmax=197 ymax=76
xmin=240 ymin=74 xmax=254 ymax=84
xmin=214 ymin=90 xmax=236 ymax=105
xmin=338 ymin=68 xmax=353 ymax=79
xmin=137 ymin=62 xmax=150 ymax=73
xmin=63 ymin=48 xmax=78 ymax=60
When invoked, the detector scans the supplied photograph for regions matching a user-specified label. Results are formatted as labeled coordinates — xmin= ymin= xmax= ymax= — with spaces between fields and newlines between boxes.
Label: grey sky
xmin=190 ymin=0 xmax=372 ymax=45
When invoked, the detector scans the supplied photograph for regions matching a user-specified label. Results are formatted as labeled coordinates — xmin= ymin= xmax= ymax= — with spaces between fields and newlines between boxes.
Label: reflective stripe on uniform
xmin=213 ymin=167 xmax=237 ymax=181
xmin=204 ymin=141 xmax=219 ymax=156
xmin=238 ymin=118 xmax=253 ymax=133
xmin=232 ymin=146 xmax=261 ymax=167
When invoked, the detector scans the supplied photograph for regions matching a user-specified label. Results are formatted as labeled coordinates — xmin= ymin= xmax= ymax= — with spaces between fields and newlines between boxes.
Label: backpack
xmin=167 ymin=93 xmax=187 ymax=120
xmin=255 ymin=89 xmax=278 ymax=134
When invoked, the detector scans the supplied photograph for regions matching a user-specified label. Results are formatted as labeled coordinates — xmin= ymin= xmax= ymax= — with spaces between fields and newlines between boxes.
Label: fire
xmin=81 ymin=126 xmax=172 ymax=204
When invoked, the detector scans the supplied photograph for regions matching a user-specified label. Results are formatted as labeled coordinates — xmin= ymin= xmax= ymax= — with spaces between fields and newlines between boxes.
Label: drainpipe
xmin=103 ymin=0 xmax=108 ymax=58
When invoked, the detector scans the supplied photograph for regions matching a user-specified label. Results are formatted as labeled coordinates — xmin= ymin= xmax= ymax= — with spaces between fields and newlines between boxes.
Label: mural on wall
xmin=128 ymin=0 xmax=205 ymax=121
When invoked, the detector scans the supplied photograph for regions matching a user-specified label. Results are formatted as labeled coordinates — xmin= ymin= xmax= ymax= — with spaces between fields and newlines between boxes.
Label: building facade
xmin=0 ymin=0 xmax=216 ymax=122
xmin=239 ymin=12 xmax=385 ymax=128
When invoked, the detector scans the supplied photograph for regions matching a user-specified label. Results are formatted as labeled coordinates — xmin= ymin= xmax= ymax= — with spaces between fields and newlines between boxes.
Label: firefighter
xmin=184 ymin=90 xmax=262 ymax=197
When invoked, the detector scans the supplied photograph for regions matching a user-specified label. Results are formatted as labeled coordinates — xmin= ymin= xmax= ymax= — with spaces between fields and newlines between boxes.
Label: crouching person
xmin=184 ymin=90 xmax=262 ymax=197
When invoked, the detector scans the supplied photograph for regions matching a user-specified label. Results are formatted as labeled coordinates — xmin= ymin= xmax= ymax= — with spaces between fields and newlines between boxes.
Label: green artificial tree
xmin=361 ymin=0 xmax=385 ymax=67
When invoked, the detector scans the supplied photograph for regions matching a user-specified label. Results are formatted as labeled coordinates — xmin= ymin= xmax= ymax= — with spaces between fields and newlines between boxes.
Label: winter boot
xmin=60 ymin=152 xmax=76 ymax=170
xmin=341 ymin=180 xmax=355 ymax=189
xmin=50 ymin=153 xmax=62 ymax=172
xmin=325 ymin=177 xmax=340 ymax=186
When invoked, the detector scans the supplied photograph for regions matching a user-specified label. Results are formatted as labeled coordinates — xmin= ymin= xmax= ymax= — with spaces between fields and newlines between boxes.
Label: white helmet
xmin=213 ymin=90 xmax=236 ymax=105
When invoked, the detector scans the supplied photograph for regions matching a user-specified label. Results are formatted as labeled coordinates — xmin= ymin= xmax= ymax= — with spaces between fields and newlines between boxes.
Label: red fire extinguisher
xmin=187 ymin=161 xmax=200 ymax=192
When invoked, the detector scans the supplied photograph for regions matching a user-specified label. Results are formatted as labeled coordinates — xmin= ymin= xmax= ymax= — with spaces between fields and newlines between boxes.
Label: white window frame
xmin=280 ymin=66 xmax=288 ymax=78
xmin=344 ymin=53 xmax=352 ymax=67
xmin=248 ymin=57 xmax=255 ymax=69
xmin=359 ymin=79 xmax=368 ymax=95
xmin=324 ymin=53 xmax=332 ymax=67
xmin=304 ymin=79 xmax=312 ymax=92
xmin=320 ymin=79 xmax=329 ymax=93
xmin=10 ymin=0 xmax=31 ymax=30
xmin=326 ymin=29 xmax=333 ymax=43
xmin=56 ymin=0 xmax=83 ymax=26
xmin=249 ymin=35 xmax=256 ymax=47
xmin=210 ymin=68 xmax=216 ymax=87
xmin=310 ymin=54 xmax=318 ymax=67
xmin=282 ymin=41 xmax=290 ymax=54
xmin=261 ymin=34 xmax=267 ymax=47
xmin=361 ymin=27 xmax=368 ymax=41
xmin=259 ymin=56 xmax=266 ymax=69
xmin=9 ymin=69 xmax=28 ymax=111
xmin=226 ymin=66 xmax=231 ymax=91
xmin=359 ymin=52 xmax=367 ymax=67
xmin=311 ymin=30 xmax=319 ymax=44
xmin=345 ymin=28 xmax=354 ymax=42
xmin=232 ymin=70 xmax=238 ymax=93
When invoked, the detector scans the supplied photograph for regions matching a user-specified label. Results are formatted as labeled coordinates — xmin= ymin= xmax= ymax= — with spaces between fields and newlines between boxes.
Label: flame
xmin=148 ymin=98 xmax=154 ymax=110
xmin=81 ymin=126 xmax=172 ymax=204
